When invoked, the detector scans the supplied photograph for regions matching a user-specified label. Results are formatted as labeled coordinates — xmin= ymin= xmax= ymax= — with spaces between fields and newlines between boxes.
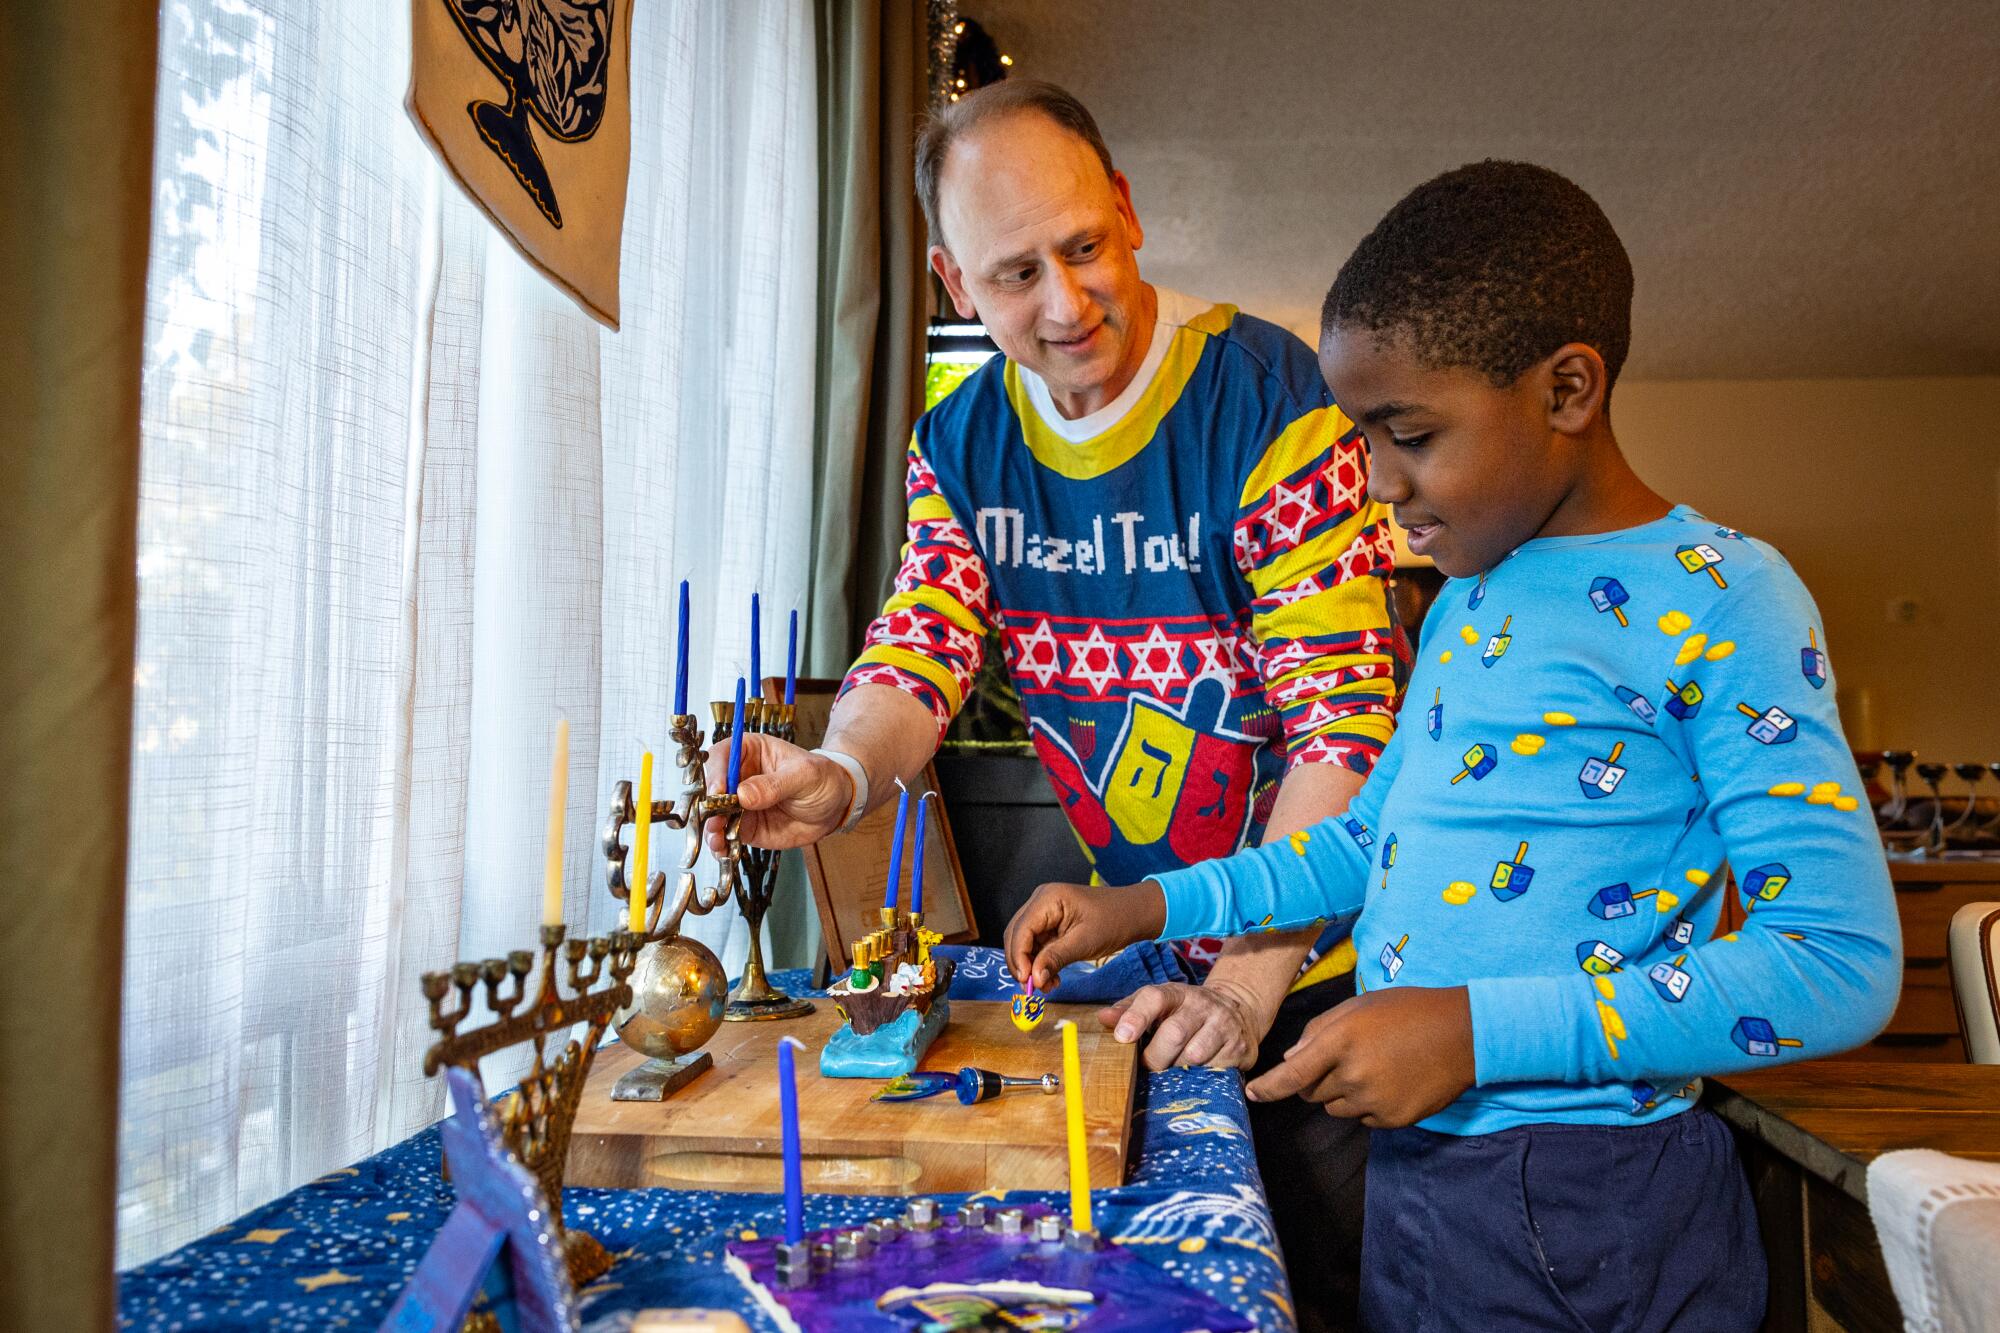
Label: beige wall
xmin=1610 ymin=376 xmax=2000 ymax=759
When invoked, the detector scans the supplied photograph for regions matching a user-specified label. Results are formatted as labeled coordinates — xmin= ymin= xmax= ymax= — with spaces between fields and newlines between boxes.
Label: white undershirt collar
xmin=1015 ymin=286 xmax=1206 ymax=443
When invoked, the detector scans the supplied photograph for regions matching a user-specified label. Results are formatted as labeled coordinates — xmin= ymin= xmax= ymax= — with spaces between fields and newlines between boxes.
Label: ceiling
xmin=968 ymin=0 xmax=2000 ymax=380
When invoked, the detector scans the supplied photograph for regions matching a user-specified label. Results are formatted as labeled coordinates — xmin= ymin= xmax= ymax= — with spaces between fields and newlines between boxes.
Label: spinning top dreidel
xmin=1736 ymin=702 xmax=1798 ymax=745
xmin=1667 ymin=914 xmax=1697 ymax=949
xmin=1740 ymin=862 xmax=1791 ymax=909
xmin=1801 ymin=628 xmax=1828 ymax=689
xmin=1467 ymin=572 xmax=1487 ymax=609
xmin=1617 ymin=685 xmax=1659 ymax=725
xmin=1379 ymin=933 xmax=1409 ymax=983
xmin=1489 ymin=841 xmax=1534 ymax=901
xmin=1731 ymin=1016 xmax=1803 ymax=1058
xmin=1576 ymin=939 xmax=1625 ymax=976
xmin=1589 ymin=576 xmax=1630 ymax=626
xmin=1579 ymin=741 xmax=1628 ymax=799
xmin=1451 ymin=743 xmax=1498 ymax=785
xmin=1011 ymin=980 xmax=1047 ymax=1032
xmin=1648 ymin=954 xmax=1693 ymax=1002
xmin=1675 ymin=543 xmax=1729 ymax=588
xmin=1340 ymin=813 xmax=1375 ymax=850
xmin=954 ymin=1067 xmax=1062 ymax=1104
xmin=1378 ymin=832 xmax=1397 ymax=891
xmin=1481 ymin=615 xmax=1514 ymax=667
xmin=1664 ymin=678 xmax=1704 ymax=721
xmin=1587 ymin=881 xmax=1661 ymax=920
xmin=1426 ymin=687 xmax=1443 ymax=740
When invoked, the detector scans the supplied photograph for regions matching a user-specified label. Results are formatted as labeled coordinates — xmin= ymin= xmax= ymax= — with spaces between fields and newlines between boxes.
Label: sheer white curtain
xmin=120 ymin=0 xmax=818 ymax=1269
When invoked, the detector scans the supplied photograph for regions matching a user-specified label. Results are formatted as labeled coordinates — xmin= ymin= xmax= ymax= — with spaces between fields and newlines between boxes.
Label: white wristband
xmin=812 ymin=748 xmax=870 ymax=834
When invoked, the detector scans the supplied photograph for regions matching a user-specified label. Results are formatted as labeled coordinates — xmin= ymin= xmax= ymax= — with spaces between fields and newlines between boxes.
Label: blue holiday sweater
xmin=1151 ymin=506 xmax=1902 ymax=1133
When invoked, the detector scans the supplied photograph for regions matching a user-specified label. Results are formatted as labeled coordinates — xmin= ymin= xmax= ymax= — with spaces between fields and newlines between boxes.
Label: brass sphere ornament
xmin=617 ymin=935 xmax=728 ymax=1059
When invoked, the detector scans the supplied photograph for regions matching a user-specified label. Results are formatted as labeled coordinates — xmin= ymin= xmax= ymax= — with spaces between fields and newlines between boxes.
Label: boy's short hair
xmin=915 ymin=80 xmax=1116 ymax=248
xmin=1322 ymin=160 xmax=1633 ymax=389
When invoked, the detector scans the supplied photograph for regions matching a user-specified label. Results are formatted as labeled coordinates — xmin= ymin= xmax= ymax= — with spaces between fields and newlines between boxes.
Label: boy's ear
xmin=1543 ymin=343 xmax=1610 ymax=435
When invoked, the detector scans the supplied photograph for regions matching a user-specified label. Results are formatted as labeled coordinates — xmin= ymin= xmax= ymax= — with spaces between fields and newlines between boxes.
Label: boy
xmin=1005 ymin=161 xmax=1901 ymax=1331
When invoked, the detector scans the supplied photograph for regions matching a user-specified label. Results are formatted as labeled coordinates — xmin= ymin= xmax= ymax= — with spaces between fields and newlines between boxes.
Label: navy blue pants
xmin=1359 ymin=1108 xmax=1766 ymax=1332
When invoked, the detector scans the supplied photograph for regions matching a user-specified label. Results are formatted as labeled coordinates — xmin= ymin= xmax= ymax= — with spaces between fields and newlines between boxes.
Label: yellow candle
xmin=1060 ymin=1019 xmax=1092 ymax=1232
xmin=630 ymin=751 xmax=653 ymax=934
xmin=543 ymin=718 xmax=569 ymax=927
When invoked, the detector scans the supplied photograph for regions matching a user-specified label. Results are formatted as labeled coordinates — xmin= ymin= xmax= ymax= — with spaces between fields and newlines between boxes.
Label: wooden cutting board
xmin=567 ymin=1001 xmax=1138 ymax=1196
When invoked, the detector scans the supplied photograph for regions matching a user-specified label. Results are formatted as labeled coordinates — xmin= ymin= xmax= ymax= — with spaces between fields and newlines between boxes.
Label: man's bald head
xmin=916 ymin=80 xmax=1117 ymax=250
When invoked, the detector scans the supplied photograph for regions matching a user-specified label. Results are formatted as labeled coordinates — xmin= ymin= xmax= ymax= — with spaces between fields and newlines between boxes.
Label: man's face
xmin=1319 ymin=327 xmax=1579 ymax=579
xmin=930 ymin=113 xmax=1151 ymax=414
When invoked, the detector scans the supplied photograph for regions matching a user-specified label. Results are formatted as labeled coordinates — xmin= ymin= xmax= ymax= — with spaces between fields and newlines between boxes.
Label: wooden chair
xmin=1948 ymin=901 xmax=2000 ymax=1063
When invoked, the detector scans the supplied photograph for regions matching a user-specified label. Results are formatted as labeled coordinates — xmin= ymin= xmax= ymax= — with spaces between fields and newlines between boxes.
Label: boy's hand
xmin=1246 ymin=985 xmax=1475 ymax=1128
xmin=1005 ymin=880 xmax=1167 ymax=992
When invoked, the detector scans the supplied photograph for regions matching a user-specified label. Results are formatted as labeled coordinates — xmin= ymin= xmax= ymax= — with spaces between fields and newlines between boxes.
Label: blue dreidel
xmin=1588 ymin=576 xmax=1630 ymax=627
xmin=1450 ymin=743 xmax=1498 ymax=785
xmin=1629 ymin=1082 xmax=1660 ymax=1115
xmin=1467 ymin=572 xmax=1487 ymax=609
xmin=1648 ymin=954 xmax=1693 ymax=1002
xmin=1578 ymin=741 xmax=1627 ymax=799
xmin=1616 ymin=685 xmax=1658 ymax=725
xmin=1664 ymin=677 xmax=1704 ymax=721
xmin=1576 ymin=939 xmax=1625 ymax=976
xmin=1668 ymin=915 xmax=1696 ymax=949
xmin=1801 ymin=628 xmax=1828 ymax=689
xmin=1730 ymin=1016 xmax=1802 ymax=1058
xmin=1736 ymin=702 xmax=1798 ymax=745
xmin=1380 ymin=934 xmax=1408 ymax=983
xmin=1489 ymin=841 xmax=1535 ymax=901
xmin=1675 ymin=542 xmax=1729 ymax=589
xmin=1588 ymin=881 xmax=1660 ymax=920
xmin=1426 ymin=687 xmax=1442 ymax=740
xmin=1481 ymin=615 xmax=1514 ymax=667
xmin=1741 ymin=862 xmax=1791 ymax=910
xmin=1341 ymin=814 xmax=1374 ymax=849
xmin=1714 ymin=525 xmax=1743 ymax=540
xmin=1379 ymin=833 xmax=1397 ymax=890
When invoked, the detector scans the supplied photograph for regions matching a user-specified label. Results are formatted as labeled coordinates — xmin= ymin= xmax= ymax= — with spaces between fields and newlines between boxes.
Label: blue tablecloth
xmin=118 ymin=952 xmax=1295 ymax=1331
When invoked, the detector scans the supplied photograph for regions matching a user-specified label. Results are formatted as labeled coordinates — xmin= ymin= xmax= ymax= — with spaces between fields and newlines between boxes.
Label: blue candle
xmin=785 ymin=609 xmax=798 ymax=706
xmin=749 ymin=592 xmax=761 ymax=695
xmin=884 ymin=782 xmax=909 ymax=911
xmin=910 ymin=792 xmax=933 ymax=916
xmin=777 ymin=1035 xmax=804 ymax=1245
xmin=727 ymin=677 xmax=747 ymax=793
xmin=673 ymin=579 xmax=690 ymax=717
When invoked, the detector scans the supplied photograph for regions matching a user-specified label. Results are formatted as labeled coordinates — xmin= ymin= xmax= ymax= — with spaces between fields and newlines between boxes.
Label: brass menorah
xmin=601 ymin=697 xmax=814 ymax=1022
xmin=420 ymin=924 xmax=640 ymax=1287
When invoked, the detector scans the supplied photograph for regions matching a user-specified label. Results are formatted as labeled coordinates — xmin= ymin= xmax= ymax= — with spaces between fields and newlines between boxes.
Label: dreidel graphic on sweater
xmin=1588 ymin=881 xmax=1662 ymax=920
xmin=1576 ymin=939 xmax=1626 ymax=976
xmin=1489 ymin=841 xmax=1535 ymax=901
xmin=1648 ymin=953 xmax=1693 ymax=1002
xmin=1481 ymin=615 xmax=1514 ymax=667
xmin=1380 ymin=934 xmax=1409 ymax=983
xmin=1467 ymin=572 xmax=1488 ymax=610
xmin=1427 ymin=687 xmax=1442 ymax=740
xmin=1451 ymin=743 xmax=1498 ymax=785
xmin=1801 ymin=629 xmax=1828 ymax=689
xmin=1589 ymin=576 xmax=1631 ymax=626
xmin=1379 ymin=833 xmax=1398 ymax=891
xmin=1578 ymin=742 xmax=1628 ymax=799
xmin=1616 ymin=685 xmax=1658 ymax=725
xmin=1731 ymin=1016 xmax=1803 ymax=1058
xmin=1668 ymin=915 xmax=1697 ymax=948
xmin=1741 ymin=862 xmax=1791 ymax=909
xmin=1341 ymin=814 xmax=1375 ymax=850
xmin=1664 ymin=677 xmax=1704 ymax=721
xmin=1675 ymin=542 xmax=1729 ymax=588
xmin=1736 ymin=701 xmax=1798 ymax=745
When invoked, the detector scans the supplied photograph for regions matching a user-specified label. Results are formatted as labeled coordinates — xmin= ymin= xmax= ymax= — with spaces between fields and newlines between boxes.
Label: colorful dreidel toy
xmin=1467 ymin=572 xmax=1487 ymax=609
xmin=1451 ymin=743 xmax=1498 ymax=785
xmin=1741 ymin=862 xmax=1791 ymax=908
xmin=1648 ymin=954 xmax=1693 ymax=1002
xmin=1736 ymin=701 xmax=1799 ymax=745
xmin=1668 ymin=915 xmax=1697 ymax=948
xmin=1731 ymin=1015 xmax=1803 ymax=1058
xmin=1587 ymin=881 xmax=1661 ymax=920
xmin=1489 ymin=841 xmax=1535 ymax=901
xmin=1588 ymin=576 xmax=1631 ymax=626
xmin=1664 ymin=678 xmax=1704 ymax=721
xmin=1379 ymin=832 xmax=1397 ymax=890
xmin=1010 ymin=981 xmax=1046 ymax=1032
xmin=1675 ymin=542 xmax=1729 ymax=588
xmin=1380 ymin=933 xmax=1409 ymax=982
xmin=1578 ymin=741 xmax=1628 ymax=799
xmin=1481 ymin=615 xmax=1514 ymax=667
xmin=1341 ymin=813 xmax=1375 ymax=850
xmin=1576 ymin=939 xmax=1625 ymax=976
xmin=1801 ymin=628 xmax=1828 ymax=689
xmin=1616 ymin=685 xmax=1658 ymax=725
xmin=1426 ymin=687 xmax=1442 ymax=740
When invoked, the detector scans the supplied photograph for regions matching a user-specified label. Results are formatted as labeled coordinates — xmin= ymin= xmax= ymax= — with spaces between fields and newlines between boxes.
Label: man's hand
xmin=703 ymin=733 xmax=853 ymax=854
xmin=1004 ymin=880 xmax=1167 ymax=993
xmin=1245 ymin=985 xmax=1475 ymax=1128
xmin=1099 ymin=978 xmax=1267 ymax=1071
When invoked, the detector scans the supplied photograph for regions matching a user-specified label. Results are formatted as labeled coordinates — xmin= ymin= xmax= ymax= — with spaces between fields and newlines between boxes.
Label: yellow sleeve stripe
xmin=1291 ymin=937 xmax=1357 ymax=990
xmin=1238 ymin=405 xmax=1357 ymax=511
xmin=876 ymin=584 xmax=987 ymax=637
xmin=849 ymin=644 xmax=967 ymax=715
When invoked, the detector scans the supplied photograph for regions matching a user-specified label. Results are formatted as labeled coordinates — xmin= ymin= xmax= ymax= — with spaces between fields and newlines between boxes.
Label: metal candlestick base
xmin=724 ymin=990 xmax=817 ymax=1022
xmin=611 ymin=1050 xmax=714 ymax=1102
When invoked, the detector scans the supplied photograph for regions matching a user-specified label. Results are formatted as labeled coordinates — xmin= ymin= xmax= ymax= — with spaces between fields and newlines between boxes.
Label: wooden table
xmin=1707 ymin=1061 xmax=2000 ymax=1331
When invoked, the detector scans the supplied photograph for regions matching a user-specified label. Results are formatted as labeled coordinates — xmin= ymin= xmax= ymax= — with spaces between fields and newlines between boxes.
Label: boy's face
xmin=1320 ymin=327 xmax=1580 ymax=579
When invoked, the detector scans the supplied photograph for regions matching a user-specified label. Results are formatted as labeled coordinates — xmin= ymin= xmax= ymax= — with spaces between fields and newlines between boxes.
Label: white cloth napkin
xmin=1867 ymin=1148 xmax=2000 ymax=1331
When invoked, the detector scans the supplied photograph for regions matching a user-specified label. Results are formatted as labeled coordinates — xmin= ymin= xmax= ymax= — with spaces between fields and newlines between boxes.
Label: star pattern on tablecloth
xmin=236 ymin=1228 xmax=293 ymax=1244
xmin=296 ymin=1269 xmax=362 ymax=1293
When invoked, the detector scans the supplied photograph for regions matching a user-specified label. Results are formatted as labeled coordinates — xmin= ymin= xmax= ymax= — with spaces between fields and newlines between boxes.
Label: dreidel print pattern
xmin=1801 ymin=628 xmax=1828 ymax=689
xmin=1482 ymin=615 xmax=1514 ymax=667
xmin=1664 ymin=678 xmax=1704 ymax=720
xmin=1741 ymin=862 xmax=1791 ymax=908
xmin=1380 ymin=934 xmax=1409 ymax=983
xmin=1737 ymin=702 xmax=1798 ymax=745
xmin=1616 ymin=685 xmax=1658 ymax=724
xmin=1427 ymin=687 xmax=1442 ymax=740
xmin=1341 ymin=814 xmax=1374 ymax=850
xmin=1668 ymin=915 xmax=1696 ymax=949
xmin=1467 ymin=572 xmax=1487 ymax=609
xmin=1490 ymin=841 xmax=1535 ymax=901
xmin=1588 ymin=882 xmax=1661 ymax=920
xmin=1675 ymin=542 xmax=1729 ymax=588
xmin=1379 ymin=833 xmax=1398 ymax=891
xmin=1589 ymin=576 xmax=1631 ymax=626
xmin=1578 ymin=741 xmax=1627 ymax=798
xmin=1451 ymin=743 xmax=1498 ymax=785
xmin=1648 ymin=954 xmax=1693 ymax=1002
xmin=1577 ymin=939 xmax=1626 ymax=975
xmin=1731 ymin=1016 xmax=1803 ymax=1058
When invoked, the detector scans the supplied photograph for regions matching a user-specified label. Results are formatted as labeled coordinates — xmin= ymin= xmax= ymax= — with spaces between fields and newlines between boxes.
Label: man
xmin=716 ymin=81 xmax=1402 ymax=1330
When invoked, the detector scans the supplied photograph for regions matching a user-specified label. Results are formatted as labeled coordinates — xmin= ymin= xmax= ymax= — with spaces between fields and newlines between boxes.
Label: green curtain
xmin=806 ymin=0 xmax=929 ymax=675
xmin=0 ymin=3 xmax=157 ymax=1326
